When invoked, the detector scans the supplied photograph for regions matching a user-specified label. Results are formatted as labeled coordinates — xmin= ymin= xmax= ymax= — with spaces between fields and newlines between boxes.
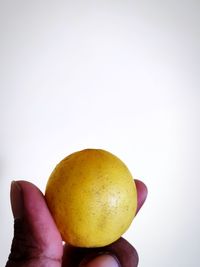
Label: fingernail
xmin=80 ymin=254 xmax=121 ymax=267
xmin=10 ymin=181 xmax=23 ymax=219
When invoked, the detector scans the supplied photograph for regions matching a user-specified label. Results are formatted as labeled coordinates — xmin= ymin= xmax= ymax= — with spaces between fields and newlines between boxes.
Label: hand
xmin=6 ymin=179 xmax=147 ymax=267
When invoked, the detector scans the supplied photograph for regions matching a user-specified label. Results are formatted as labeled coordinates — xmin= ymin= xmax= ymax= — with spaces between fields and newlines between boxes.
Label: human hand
xmin=6 ymin=179 xmax=147 ymax=267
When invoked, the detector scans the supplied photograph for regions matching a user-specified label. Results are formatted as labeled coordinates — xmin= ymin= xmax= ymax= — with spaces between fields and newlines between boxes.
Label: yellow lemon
xmin=45 ymin=149 xmax=137 ymax=247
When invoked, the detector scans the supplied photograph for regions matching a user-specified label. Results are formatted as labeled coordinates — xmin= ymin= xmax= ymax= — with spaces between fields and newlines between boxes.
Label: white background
xmin=0 ymin=1 xmax=199 ymax=266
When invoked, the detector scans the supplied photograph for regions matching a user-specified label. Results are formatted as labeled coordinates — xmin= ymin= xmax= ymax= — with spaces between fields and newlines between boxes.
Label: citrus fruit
xmin=45 ymin=149 xmax=137 ymax=247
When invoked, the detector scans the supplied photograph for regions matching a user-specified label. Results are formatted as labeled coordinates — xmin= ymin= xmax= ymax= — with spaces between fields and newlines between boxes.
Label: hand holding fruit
xmin=6 ymin=149 xmax=147 ymax=267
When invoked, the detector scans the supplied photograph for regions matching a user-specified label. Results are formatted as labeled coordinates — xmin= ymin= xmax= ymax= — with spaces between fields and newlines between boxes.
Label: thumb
xmin=6 ymin=181 xmax=63 ymax=267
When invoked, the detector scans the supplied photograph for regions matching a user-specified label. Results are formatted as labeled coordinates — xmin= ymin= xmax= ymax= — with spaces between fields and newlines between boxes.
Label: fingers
xmin=6 ymin=181 xmax=63 ymax=267
xmin=6 ymin=179 xmax=148 ymax=267
xmin=135 ymin=179 xmax=148 ymax=215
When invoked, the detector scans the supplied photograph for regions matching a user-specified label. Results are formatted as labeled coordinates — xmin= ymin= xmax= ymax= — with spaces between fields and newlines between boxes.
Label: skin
xmin=6 ymin=179 xmax=147 ymax=267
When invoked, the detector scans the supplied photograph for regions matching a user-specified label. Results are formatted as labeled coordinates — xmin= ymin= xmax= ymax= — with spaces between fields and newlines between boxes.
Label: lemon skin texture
xmin=45 ymin=149 xmax=137 ymax=248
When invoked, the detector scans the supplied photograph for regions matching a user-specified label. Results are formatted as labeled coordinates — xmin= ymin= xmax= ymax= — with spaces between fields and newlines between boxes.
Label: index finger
xmin=135 ymin=179 xmax=148 ymax=215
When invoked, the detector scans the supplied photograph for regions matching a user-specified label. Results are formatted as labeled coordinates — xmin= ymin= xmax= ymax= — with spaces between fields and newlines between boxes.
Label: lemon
xmin=45 ymin=149 xmax=137 ymax=247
